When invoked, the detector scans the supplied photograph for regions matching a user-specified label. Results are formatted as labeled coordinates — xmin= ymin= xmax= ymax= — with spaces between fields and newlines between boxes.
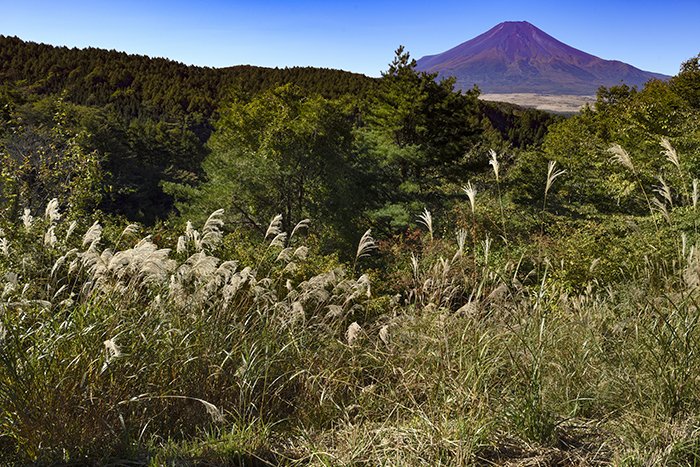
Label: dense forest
xmin=0 ymin=36 xmax=558 ymax=225
xmin=3 ymin=34 xmax=700 ymax=465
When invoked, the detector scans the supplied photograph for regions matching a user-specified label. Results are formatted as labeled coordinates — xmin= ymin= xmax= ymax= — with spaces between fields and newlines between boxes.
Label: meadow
xmin=2 ymin=40 xmax=700 ymax=465
xmin=3 ymin=143 xmax=700 ymax=465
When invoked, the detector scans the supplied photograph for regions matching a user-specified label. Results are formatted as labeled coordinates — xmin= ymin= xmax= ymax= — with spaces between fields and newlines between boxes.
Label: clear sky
xmin=0 ymin=0 xmax=698 ymax=77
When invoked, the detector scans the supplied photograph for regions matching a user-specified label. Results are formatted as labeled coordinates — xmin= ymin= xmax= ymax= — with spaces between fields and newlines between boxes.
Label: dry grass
xmin=3 ymin=136 xmax=700 ymax=466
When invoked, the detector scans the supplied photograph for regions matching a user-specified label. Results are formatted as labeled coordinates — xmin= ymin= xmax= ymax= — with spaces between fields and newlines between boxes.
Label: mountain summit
xmin=415 ymin=21 xmax=669 ymax=95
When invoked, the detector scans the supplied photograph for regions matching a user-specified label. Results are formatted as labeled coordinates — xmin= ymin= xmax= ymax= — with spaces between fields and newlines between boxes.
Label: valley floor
xmin=480 ymin=93 xmax=596 ymax=113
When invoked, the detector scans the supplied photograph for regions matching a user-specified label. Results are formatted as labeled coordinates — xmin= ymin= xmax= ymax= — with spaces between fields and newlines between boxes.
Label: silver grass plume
xmin=417 ymin=208 xmax=433 ymax=240
xmin=483 ymin=235 xmax=492 ymax=265
xmin=51 ymin=249 xmax=78 ymax=277
xmin=118 ymin=224 xmax=140 ymax=245
xmin=121 ymin=395 xmax=224 ymax=424
xmin=65 ymin=221 xmax=78 ymax=242
xmin=545 ymin=160 xmax=566 ymax=196
xmin=0 ymin=238 xmax=8 ymax=257
xmin=178 ymin=221 xmax=197 ymax=254
xmin=185 ymin=251 xmax=220 ymax=282
xmin=265 ymin=214 xmax=284 ymax=240
xmin=379 ymin=325 xmax=390 ymax=346
xmin=276 ymin=247 xmax=293 ymax=263
xmin=346 ymin=322 xmax=362 ymax=346
xmin=44 ymin=198 xmax=61 ymax=223
xmin=102 ymin=338 xmax=121 ymax=372
xmin=654 ymin=176 xmax=673 ymax=207
xmin=693 ymin=179 xmax=698 ymax=209
xmin=489 ymin=149 xmax=500 ymax=182
xmin=269 ymin=232 xmax=288 ymax=248
xmin=463 ymin=182 xmax=477 ymax=213
xmin=22 ymin=208 xmax=33 ymax=231
xmin=104 ymin=238 xmax=176 ymax=287
xmin=682 ymin=233 xmax=688 ymax=258
xmin=652 ymin=197 xmax=671 ymax=224
xmin=660 ymin=137 xmax=680 ymax=170
xmin=197 ymin=399 xmax=225 ymax=424
xmin=411 ymin=253 xmax=420 ymax=281
xmin=355 ymin=229 xmax=376 ymax=261
xmin=290 ymin=218 xmax=311 ymax=240
xmin=608 ymin=144 xmax=634 ymax=171
xmin=294 ymin=246 xmax=308 ymax=260
xmin=201 ymin=209 xmax=225 ymax=251
xmin=176 ymin=235 xmax=187 ymax=255
xmin=44 ymin=226 xmax=57 ymax=247
xmin=185 ymin=220 xmax=195 ymax=238
xmin=82 ymin=221 xmax=103 ymax=247
xmin=453 ymin=229 xmax=468 ymax=262
xmin=357 ymin=273 xmax=371 ymax=298
xmin=104 ymin=338 xmax=121 ymax=360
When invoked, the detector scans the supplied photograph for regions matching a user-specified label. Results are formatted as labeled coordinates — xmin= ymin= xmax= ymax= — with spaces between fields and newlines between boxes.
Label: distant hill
xmin=416 ymin=21 xmax=669 ymax=95
xmin=0 ymin=35 xmax=376 ymax=121
xmin=0 ymin=35 xmax=378 ymax=222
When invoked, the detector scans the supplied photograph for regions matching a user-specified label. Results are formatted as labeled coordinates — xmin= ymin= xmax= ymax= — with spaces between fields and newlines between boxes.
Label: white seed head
xmin=417 ymin=208 xmax=433 ymax=240
xmin=463 ymin=182 xmax=477 ymax=213
xmin=608 ymin=144 xmax=635 ymax=171
xmin=199 ymin=398 xmax=225 ymax=424
xmin=379 ymin=325 xmax=390 ymax=346
xmin=488 ymin=149 xmax=500 ymax=181
xmin=44 ymin=226 xmax=57 ymax=247
xmin=545 ymin=160 xmax=566 ymax=196
xmin=346 ymin=322 xmax=362 ymax=346
xmin=660 ymin=137 xmax=680 ymax=170
xmin=120 ymin=223 xmax=140 ymax=239
xmin=201 ymin=209 xmax=225 ymax=251
xmin=290 ymin=218 xmax=311 ymax=239
xmin=0 ymin=238 xmax=9 ymax=257
xmin=265 ymin=214 xmax=284 ymax=240
xmin=44 ymin=198 xmax=61 ymax=223
xmin=104 ymin=338 xmax=121 ymax=360
xmin=293 ymin=246 xmax=308 ymax=260
xmin=65 ymin=221 xmax=78 ymax=242
xmin=82 ymin=221 xmax=103 ymax=247
xmin=22 ymin=208 xmax=34 ymax=231
xmin=356 ymin=229 xmax=376 ymax=261
xmin=177 ymin=235 xmax=187 ymax=255
xmin=269 ymin=232 xmax=288 ymax=248
xmin=653 ymin=176 xmax=673 ymax=206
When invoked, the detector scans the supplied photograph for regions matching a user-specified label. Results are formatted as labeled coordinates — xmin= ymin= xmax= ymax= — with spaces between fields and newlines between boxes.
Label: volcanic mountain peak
xmin=416 ymin=21 xmax=669 ymax=95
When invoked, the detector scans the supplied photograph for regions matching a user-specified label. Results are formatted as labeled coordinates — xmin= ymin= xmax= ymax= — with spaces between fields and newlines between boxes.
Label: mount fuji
xmin=415 ymin=21 xmax=669 ymax=96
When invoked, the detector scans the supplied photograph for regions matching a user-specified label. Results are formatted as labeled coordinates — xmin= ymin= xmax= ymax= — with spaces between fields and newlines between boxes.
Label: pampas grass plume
xmin=346 ymin=322 xmax=362 ymax=346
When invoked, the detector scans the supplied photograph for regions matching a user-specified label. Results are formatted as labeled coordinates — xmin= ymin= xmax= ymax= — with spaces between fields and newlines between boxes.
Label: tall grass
xmin=2 ymin=139 xmax=700 ymax=464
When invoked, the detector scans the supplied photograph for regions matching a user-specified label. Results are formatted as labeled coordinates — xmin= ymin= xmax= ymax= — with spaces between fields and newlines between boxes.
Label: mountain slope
xmin=416 ymin=21 xmax=669 ymax=95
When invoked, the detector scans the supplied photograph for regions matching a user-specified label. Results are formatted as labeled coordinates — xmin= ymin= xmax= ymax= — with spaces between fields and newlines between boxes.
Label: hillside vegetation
xmin=2 ymin=39 xmax=700 ymax=464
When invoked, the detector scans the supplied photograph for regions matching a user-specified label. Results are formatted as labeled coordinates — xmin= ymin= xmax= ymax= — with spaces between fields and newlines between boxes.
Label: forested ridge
xmin=0 ymin=35 xmax=376 ymax=115
xmin=0 ymin=36 xmax=558 ymax=225
xmin=3 ymin=34 xmax=700 ymax=465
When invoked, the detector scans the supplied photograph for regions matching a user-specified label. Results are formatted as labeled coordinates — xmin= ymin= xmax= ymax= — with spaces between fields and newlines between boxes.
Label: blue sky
xmin=0 ymin=1 xmax=697 ymax=76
